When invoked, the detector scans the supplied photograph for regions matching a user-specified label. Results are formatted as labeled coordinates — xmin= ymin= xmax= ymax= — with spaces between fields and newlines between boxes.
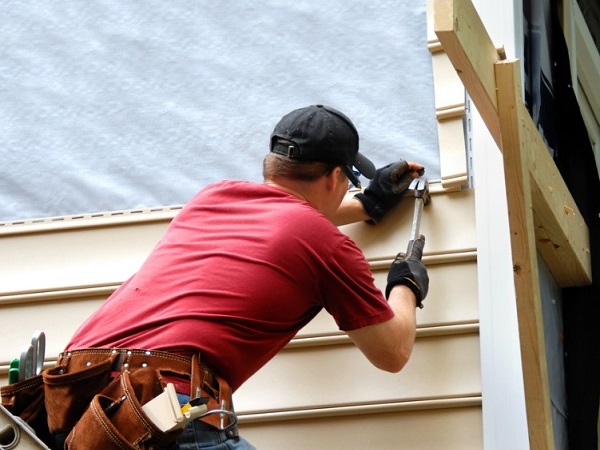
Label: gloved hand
xmin=354 ymin=160 xmax=416 ymax=224
xmin=385 ymin=236 xmax=429 ymax=308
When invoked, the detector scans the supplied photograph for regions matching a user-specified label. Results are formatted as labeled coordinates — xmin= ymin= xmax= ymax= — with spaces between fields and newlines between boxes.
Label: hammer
xmin=405 ymin=176 xmax=430 ymax=259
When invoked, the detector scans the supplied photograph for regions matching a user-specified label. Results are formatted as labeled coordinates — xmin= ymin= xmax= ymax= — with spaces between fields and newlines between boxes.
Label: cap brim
xmin=354 ymin=152 xmax=376 ymax=180
xmin=341 ymin=166 xmax=362 ymax=188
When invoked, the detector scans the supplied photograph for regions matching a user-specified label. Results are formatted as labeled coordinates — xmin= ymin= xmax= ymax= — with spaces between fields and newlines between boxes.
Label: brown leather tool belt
xmin=54 ymin=348 xmax=236 ymax=434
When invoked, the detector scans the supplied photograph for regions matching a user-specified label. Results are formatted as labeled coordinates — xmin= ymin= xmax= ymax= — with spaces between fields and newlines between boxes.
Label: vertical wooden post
xmin=495 ymin=59 xmax=555 ymax=450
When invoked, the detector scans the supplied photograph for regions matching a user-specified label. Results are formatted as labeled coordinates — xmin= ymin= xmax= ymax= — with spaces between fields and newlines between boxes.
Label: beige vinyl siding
xmin=240 ymin=405 xmax=483 ymax=450
xmin=0 ymin=185 xmax=482 ymax=449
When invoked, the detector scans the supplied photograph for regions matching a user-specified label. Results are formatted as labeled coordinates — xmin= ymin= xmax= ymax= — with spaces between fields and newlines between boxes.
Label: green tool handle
xmin=8 ymin=358 xmax=20 ymax=384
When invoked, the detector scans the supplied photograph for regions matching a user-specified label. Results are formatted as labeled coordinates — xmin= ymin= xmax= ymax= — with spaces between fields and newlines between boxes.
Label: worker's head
xmin=266 ymin=105 xmax=376 ymax=189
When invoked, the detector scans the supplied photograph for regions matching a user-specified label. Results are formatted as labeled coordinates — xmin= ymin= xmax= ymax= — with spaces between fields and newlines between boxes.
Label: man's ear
xmin=324 ymin=166 xmax=343 ymax=191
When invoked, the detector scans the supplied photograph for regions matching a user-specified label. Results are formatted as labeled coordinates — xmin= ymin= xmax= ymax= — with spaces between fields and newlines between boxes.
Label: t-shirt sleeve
xmin=317 ymin=237 xmax=394 ymax=331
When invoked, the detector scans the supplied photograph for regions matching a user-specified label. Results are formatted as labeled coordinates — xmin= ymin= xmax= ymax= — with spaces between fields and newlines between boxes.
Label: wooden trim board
xmin=433 ymin=0 xmax=502 ymax=148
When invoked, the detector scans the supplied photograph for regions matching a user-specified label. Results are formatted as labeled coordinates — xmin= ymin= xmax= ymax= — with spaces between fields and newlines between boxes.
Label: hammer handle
xmin=405 ymin=197 xmax=424 ymax=259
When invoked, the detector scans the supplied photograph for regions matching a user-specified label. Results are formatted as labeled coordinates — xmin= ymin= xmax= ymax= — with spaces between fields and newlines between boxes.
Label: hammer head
xmin=409 ymin=176 xmax=431 ymax=205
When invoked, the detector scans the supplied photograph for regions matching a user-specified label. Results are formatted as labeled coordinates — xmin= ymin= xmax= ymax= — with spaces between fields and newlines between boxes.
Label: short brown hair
xmin=263 ymin=153 xmax=337 ymax=182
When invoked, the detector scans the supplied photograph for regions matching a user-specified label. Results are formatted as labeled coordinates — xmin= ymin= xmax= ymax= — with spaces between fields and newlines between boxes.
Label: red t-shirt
xmin=67 ymin=181 xmax=393 ymax=391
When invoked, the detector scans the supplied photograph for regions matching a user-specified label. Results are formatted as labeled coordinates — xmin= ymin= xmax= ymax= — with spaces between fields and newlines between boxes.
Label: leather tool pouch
xmin=64 ymin=368 xmax=181 ymax=450
xmin=0 ymin=375 xmax=52 ymax=445
xmin=43 ymin=354 xmax=115 ymax=434
xmin=2 ymin=350 xmax=205 ymax=449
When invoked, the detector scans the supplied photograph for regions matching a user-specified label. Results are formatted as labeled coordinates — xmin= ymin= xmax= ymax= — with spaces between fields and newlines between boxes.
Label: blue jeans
xmin=172 ymin=393 xmax=256 ymax=450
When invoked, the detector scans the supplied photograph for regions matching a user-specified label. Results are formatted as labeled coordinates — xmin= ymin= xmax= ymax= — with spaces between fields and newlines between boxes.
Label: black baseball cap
xmin=270 ymin=105 xmax=376 ymax=188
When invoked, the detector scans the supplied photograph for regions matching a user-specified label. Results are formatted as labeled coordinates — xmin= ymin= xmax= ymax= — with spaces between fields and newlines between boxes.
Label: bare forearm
xmin=332 ymin=161 xmax=424 ymax=226
xmin=346 ymin=284 xmax=417 ymax=373
xmin=387 ymin=284 xmax=418 ymax=363
xmin=331 ymin=195 xmax=370 ymax=226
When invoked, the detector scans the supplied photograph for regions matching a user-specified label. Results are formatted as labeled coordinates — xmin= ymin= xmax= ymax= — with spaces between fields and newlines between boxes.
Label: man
xmin=59 ymin=105 xmax=428 ymax=449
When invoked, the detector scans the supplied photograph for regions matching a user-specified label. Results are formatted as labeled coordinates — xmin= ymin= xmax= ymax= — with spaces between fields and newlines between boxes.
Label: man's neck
xmin=264 ymin=180 xmax=310 ymax=203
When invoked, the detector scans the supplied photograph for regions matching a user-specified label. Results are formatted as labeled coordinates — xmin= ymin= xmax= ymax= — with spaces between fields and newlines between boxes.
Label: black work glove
xmin=385 ymin=236 xmax=429 ymax=308
xmin=354 ymin=160 xmax=416 ymax=224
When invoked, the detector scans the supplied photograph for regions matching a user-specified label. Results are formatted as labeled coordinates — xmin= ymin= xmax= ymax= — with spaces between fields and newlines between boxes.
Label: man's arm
xmin=346 ymin=236 xmax=429 ymax=372
xmin=346 ymin=284 xmax=417 ymax=372
xmin=331 ymin=160 xmax=424 ymax=226
xmin=331 ymin=196 xmax=371 ymax=226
